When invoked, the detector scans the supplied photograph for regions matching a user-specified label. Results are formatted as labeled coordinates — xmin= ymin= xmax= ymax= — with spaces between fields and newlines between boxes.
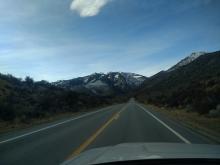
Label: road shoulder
xmin=141 ymin=103 xmax=220 ymax=144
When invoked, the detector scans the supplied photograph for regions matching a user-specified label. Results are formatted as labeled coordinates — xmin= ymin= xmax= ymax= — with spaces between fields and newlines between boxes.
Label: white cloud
xmin=70 ymin=0 xmax=110 ymax=17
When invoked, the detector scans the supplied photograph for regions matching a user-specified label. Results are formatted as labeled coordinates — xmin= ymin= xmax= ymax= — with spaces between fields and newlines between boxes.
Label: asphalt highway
xmin=0 ymin=100 xmax=214 ymax=165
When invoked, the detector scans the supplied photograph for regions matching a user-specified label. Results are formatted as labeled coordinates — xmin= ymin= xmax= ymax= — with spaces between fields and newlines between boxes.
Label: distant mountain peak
xmin=190 ymin=51 xmax=206 ymax=58
xmin=168 ymin=51 xmax=206 ymax=72
xmin=52 ymin=72 xmax=147 ymax=96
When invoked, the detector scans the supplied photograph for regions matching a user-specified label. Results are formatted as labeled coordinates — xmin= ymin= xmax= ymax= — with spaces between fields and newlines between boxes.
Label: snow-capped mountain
xmin=168 ymin=51 xmax=206 ymax=71
xmin=53 ymin=72 xmax=147 ymax=96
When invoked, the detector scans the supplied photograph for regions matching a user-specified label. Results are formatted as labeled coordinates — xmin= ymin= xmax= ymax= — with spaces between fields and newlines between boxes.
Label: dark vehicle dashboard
xmin=94 ymin=159 xmax=220 ymax=165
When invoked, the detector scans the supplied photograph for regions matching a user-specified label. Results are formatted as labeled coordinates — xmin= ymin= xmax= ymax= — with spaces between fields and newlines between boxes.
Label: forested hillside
xmin=0 ymin=74 xmax=125 ymax=123
xmin=136 ymin=51 xmax=220 ymax=114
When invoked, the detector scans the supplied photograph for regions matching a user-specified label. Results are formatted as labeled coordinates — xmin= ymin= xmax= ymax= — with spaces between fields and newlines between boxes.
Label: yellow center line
xmin=66 ymin=105 xmax=126 ymax=160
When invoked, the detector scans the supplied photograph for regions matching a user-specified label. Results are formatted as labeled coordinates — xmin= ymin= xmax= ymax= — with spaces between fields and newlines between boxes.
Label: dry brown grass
xmin=0 ymin=104 xmax=108 ymax=134
xmin=0 ymin=112 xmax=79 ymax=134
xmin=143 ymin=104 xmax=220 ymax=143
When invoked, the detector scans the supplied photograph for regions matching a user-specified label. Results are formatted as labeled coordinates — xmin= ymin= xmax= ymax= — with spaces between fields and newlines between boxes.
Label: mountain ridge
xmin=168 ymin=51 xmax=206 ymax=72
xmin=52 ymin=72 xmax=147 ymax=96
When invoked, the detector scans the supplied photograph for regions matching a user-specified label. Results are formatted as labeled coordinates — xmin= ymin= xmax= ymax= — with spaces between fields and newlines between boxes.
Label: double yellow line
xmin=67 ymin=105 xmax=127 ymax=160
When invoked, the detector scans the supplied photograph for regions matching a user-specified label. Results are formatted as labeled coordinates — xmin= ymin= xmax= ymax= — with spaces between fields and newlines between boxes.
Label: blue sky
xmin=0 ymin=0 xmax=220 ymax=81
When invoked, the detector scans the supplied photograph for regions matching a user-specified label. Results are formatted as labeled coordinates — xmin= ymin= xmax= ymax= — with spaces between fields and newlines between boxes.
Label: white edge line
xmin=137 ymin=103 xmax=191 ymax=144
xmin=0 ymin=106 xmax=113 ymax=144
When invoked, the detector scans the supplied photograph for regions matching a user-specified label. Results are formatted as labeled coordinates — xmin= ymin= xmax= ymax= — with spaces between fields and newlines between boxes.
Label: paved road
xmin=0 ymin=100 xmax=214 ymax=165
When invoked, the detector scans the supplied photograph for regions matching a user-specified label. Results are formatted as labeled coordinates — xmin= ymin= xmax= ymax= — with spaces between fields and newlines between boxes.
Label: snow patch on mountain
xmin=168 ymin=51 xmax=206 ymax=71
xmin=84 ymin=78 xmax=89 ymax=83
xmin=85 ymin=80 xmax=108 ymax=88
xmin=52 ymin=72 xmax=147 ymax=96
